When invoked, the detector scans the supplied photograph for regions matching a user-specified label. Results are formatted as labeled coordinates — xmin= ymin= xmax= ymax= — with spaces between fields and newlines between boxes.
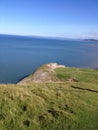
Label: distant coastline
xmin=83 ymin=39 xmax=98 ymax=42
xmin=0 ymin=33 xmax=75 ymax=41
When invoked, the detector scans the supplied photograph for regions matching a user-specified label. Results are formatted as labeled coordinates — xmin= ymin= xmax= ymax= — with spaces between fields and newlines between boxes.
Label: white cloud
xmin=81 ymin=32 xmax=98 ymax=39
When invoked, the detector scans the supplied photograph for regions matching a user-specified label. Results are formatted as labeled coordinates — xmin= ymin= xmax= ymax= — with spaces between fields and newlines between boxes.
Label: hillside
xmin=18 ymin=63 xmax=65 ymax=84
xmin=0 ymin=63 xmax=98 ymax=130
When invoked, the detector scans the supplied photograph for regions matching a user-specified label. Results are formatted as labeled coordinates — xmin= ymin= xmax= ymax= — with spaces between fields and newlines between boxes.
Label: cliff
xmin=0 ymin=63 xmax=98 ymax=130
xmin=18 ymin=63 xmax=65 ymax=84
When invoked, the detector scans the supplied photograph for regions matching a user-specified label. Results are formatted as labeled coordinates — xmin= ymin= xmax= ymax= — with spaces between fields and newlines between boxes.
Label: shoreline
xmin=0 ymin=64 xmax=98 ymax=85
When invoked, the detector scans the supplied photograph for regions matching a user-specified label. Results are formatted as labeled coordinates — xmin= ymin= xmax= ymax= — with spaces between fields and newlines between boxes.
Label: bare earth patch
xmin=18 ymin=63 xmax=65 ymax=84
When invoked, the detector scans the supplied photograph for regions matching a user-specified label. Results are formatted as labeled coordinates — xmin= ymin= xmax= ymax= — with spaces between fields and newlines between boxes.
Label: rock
xmin=47 ymin=63 xmax=65 ymax=70
xmin=18 ymin=63 xmax=65 ymax=84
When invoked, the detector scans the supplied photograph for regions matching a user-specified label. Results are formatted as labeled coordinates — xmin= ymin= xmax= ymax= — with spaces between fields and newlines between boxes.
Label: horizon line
xmin=0 ymin=33 xmax=98 ymax=40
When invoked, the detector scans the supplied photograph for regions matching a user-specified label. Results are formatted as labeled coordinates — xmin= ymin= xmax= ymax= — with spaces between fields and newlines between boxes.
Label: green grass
xmin=55 ymin=67 xmax=98 ymax=84
xmin=0 ymin=67 xmax=98 ymax=130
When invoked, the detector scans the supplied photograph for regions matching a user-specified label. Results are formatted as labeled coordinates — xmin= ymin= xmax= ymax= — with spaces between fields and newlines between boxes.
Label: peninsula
xmin=0 ymin=63 xmax=98 ymax=130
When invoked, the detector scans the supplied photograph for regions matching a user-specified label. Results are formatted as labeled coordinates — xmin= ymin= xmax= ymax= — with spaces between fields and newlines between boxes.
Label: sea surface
xmin=0 ymin=34 xmax=98 ymax=83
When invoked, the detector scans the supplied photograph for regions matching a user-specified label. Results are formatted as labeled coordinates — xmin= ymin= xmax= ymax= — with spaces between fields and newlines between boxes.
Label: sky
xmin=0 ymin=0 xmax=98 ymax=39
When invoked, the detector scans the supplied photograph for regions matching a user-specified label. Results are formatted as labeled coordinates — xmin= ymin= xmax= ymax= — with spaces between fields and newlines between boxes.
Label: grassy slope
xmin=0 ymin=67 xmax=98 ymax=130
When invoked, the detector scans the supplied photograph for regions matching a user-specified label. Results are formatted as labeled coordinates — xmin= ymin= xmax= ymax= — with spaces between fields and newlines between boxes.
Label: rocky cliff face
xmin=18 ymin=63 xmax=65 ymax=84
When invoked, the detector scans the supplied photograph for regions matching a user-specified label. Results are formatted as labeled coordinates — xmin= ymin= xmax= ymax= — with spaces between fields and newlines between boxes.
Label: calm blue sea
xmin=0 ymin=34 xmax=98 ymax=83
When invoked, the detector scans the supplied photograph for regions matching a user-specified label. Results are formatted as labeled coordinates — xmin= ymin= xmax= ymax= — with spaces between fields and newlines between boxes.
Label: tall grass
xmin=0 ymin=67 xmax=98 ymax=130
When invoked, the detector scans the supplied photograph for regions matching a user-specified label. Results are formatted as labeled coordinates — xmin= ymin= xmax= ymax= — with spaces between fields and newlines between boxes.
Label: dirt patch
xmin=18 ymin=63 xmax=65 ymax=84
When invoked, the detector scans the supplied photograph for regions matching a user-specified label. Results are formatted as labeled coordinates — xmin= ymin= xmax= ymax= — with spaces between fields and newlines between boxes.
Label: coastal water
xmin=0 ymin=34 xmax=98 ymax=83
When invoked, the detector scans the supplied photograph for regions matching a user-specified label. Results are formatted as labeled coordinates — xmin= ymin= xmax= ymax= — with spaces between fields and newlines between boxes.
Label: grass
xmin=55 ymin=67 xmax=98 ymax=84
xmin=0 ymin=67 xmax=98 ymax=130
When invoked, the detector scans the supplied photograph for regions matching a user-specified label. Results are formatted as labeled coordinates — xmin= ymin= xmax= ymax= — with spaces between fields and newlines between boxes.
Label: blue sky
xmin=0 ymin=0 xmax=98 ymax=38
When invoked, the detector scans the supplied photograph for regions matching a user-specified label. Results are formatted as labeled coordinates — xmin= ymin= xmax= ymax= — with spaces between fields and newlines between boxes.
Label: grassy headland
xmin=0 ymin=63 xmax=98 ymax=130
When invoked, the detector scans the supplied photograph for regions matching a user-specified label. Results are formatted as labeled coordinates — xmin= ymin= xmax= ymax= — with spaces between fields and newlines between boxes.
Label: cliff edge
xmin=18 ymin=63 xmax=65 ymax=84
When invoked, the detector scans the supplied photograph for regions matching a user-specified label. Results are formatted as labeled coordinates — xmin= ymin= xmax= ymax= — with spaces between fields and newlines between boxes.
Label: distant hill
xmin=84 ymin=39 xmax=98 ymax=42
xmin=0 ymin=63 xmax=98 ymax=130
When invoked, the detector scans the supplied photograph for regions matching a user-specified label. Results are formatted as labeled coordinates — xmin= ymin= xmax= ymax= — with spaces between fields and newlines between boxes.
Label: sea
xmin=0 ymin=34 xmax=98 ymax=83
